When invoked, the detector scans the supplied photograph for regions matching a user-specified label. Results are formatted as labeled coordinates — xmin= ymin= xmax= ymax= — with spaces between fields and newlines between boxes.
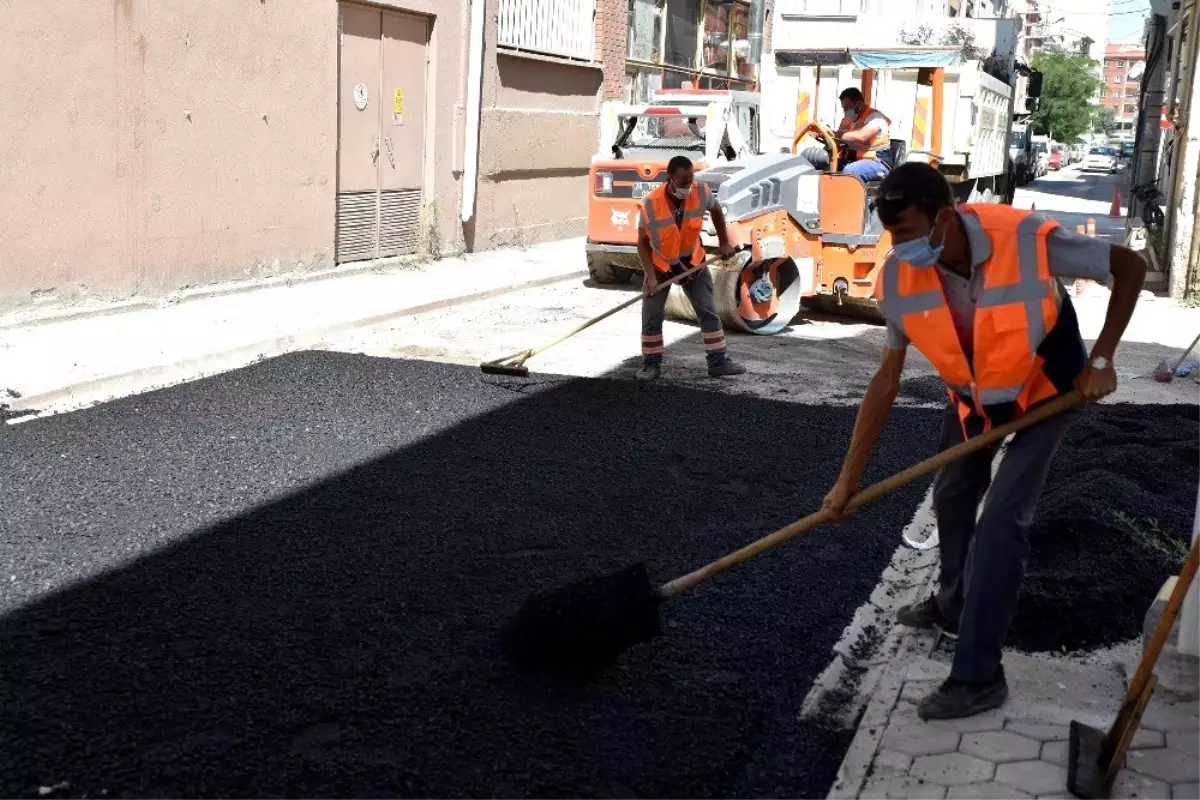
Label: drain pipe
xmin=461 ymin=0 xmax=485 ymax=223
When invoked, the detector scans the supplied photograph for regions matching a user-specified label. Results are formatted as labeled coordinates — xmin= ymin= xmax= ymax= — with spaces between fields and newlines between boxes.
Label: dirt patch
xmin=1009 ymin=403 xmax=1198 ymax=653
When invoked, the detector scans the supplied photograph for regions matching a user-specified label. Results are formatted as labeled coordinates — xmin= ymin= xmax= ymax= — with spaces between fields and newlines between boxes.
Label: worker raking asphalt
xmin=1 ymin=352 xmax=940 ymax=798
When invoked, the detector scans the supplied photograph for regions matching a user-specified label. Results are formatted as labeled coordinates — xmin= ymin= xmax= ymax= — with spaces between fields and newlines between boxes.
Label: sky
xmin=1107 ymin=0 xmax=1154 ymax=44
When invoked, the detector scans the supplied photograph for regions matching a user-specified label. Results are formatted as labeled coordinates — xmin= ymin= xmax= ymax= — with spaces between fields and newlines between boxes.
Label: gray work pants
xmin=931 ymin=401 xmax=1082 ymax=683
xmin=640 ymin=265 xmax=727 ymax=367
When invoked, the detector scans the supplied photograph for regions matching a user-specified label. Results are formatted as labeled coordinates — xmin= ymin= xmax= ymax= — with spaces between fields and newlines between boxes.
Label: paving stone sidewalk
xmin=828 ymin=624 xmax=1200 ymax=800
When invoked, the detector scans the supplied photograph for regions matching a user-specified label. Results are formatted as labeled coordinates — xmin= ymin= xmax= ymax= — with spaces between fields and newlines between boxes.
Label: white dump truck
xmin=758 ymin=13 xmax=1023 ymax=203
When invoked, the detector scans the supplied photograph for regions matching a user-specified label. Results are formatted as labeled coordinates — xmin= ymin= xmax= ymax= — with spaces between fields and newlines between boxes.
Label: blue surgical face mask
xmin=893 ymin=217 xmax=947 ymax=267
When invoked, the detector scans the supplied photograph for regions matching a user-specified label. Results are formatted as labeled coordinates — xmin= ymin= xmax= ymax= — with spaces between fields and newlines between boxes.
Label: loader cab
xmin=585 ymin=92 xmax=761 ymax=285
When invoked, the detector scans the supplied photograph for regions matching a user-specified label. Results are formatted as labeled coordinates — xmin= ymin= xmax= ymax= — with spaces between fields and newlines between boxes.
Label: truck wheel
xmin=587 ymin=253 xmax=635 ymax=285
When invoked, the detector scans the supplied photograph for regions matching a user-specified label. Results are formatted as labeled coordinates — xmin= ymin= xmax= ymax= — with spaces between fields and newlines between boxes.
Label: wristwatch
xmin=1091 ymin=356 xmax=1110 ymax=370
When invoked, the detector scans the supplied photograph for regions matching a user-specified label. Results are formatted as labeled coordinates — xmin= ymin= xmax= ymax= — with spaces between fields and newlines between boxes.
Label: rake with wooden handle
xmin=480 ymin=263 xmax=707 ymax=377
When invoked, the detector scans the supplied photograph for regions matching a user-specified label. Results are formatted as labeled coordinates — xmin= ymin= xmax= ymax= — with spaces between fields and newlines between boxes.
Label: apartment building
xmin=1103 ymin=43 xmax=1146 ymax=133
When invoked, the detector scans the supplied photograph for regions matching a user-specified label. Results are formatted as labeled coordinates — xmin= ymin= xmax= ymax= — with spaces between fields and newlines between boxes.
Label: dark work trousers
xmin=932 ymin=401 xmax=1083 ymax=683
xmin=640 ymin=260 xmax=727 ymax=367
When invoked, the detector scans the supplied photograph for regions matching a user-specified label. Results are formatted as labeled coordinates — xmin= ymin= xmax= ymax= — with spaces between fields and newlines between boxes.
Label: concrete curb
xmin=0 ymin=254 xmax=427 ymax=332
xmin=5 ymin=269 xmax=585 ymax=421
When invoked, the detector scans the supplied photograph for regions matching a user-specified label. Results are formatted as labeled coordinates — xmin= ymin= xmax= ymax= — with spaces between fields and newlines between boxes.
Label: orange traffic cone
xmin=1109 ymin=187 xmax=1122 ymax=217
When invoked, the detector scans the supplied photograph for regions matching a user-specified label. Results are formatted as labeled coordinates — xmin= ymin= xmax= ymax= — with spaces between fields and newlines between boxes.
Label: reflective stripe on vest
xmin=641 ymin=182 xmax=708 ymax=274
xmin=875 ymin=205 xmax=1062 ymax=428
xmin=850 ymin=106 xmax=892 ymax=159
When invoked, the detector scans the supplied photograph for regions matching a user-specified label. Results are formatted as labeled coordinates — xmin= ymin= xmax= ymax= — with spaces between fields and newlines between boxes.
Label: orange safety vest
xmin=875 ymin=204 xmax=1086 ymax=437
xmin=640 ymin=181 xmax=709 ymax=275
xmin=846 ymin=106 xmax=892 ymax=159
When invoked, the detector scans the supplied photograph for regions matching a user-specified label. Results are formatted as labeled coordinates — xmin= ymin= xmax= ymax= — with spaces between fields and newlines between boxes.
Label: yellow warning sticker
xmin=393 ymin=88 xmax=404 ymax=114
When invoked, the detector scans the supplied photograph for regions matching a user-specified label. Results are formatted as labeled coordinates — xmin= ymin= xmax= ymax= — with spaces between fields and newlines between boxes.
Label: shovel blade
xmin=1067 ymin=720 xmax=1111 ymax=799
xmin=480 ymin=362 xmax=530 ymax=377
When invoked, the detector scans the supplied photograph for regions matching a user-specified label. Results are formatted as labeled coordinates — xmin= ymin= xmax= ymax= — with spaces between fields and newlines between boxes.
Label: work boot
xmin=896 ymin=596 xmax=958 ymax=637
xmin=638 ymin=363 xmax=661 ymax=382
xmin=918 ymin=672 xmax=1009 ymax=720
xmin=707 ymin=357 xmax=747 ymax=378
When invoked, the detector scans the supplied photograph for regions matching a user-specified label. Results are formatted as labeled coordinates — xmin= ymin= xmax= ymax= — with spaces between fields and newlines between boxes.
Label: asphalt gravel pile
xmin=0 ymin=352 xmax=941 ymax=799
xmin=1009 ymin=403 xmax=1199 ymax=653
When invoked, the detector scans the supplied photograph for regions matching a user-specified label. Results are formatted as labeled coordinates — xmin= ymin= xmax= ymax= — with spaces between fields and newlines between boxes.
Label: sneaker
xmin=638 ymin=363 xmax=661 ymax=382
xmin=896 ymin=597 xmax=958 ymax=636
xmin=707 ymin=358 xmax=747 ymax=378
xmin=917 ymin=673 xmax=1009 ymax=720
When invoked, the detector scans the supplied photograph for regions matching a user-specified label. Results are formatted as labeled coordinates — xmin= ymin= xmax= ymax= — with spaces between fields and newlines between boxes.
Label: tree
xmin=1030 ymin=50 xmax=1100 ymax=143
xmin=1093 ymin=106 xmax=1119 ymax=137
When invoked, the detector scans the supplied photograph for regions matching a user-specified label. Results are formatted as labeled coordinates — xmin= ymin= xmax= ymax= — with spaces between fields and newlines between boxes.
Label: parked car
xmin=1083 ymin=145 xmax=1118 ymax=173
xmin=1048 ymin=149 xmax=1064 ymax=170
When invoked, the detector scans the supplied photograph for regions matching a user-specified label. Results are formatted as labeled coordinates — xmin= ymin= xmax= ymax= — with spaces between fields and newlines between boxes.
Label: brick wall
xmin=595 ymin=0 xmax=628 ymax=100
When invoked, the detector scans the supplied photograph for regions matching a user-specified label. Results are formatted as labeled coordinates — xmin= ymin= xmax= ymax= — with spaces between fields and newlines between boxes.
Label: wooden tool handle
xmin=1112 ymin=532 xmax=1200 ymax=741
xmin=513 ymin=262 xmax=705 ymax=367
xmin=658 ymin=389 xmax=1085 ymax=599
xmin=1170 ymin=331 xmax=1200 ymax=375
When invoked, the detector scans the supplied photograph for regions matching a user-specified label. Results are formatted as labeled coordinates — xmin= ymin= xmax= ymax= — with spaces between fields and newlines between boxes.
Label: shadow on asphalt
xmin=0 ymin=350 xmax=941 ymax=798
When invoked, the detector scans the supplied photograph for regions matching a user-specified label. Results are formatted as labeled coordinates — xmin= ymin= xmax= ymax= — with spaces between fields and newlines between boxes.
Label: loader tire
xmin=587 ymin=253 xmax=635 ymax=285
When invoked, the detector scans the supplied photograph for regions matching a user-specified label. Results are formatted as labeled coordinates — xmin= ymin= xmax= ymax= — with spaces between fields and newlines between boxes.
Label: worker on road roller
xmin=822 ymin=163 xmax=1146 ymax=720
xmin=636 ymin=155 xmax=747 ymax=382
xmin=798 ymin=87 xmax=893 ymax=180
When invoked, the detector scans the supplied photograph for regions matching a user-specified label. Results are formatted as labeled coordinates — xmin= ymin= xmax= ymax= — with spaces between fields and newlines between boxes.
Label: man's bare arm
xmin=823 ymin=345 xmax=906 ymax=518
xmin=710 ymin=206 xmax=731 ymax=249
xmin=1091 ymin=244 xmax=1146 ymax=363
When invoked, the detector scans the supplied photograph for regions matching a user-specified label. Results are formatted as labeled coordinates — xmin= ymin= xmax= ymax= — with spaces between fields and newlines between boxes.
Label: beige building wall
xmin=0 ymin=0 xmax=621 ymax=310
xmin=0 ymin=0 xmax=339 ymax=309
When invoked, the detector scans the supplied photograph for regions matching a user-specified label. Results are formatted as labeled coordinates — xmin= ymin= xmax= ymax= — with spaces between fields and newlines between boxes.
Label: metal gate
xmin=337 ymin=4 xmax=428 ymax=263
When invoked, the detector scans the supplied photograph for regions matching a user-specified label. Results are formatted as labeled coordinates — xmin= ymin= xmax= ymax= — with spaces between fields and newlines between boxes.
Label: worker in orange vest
xmin=823 ymin=163 xmax=1146 ymax=720
xmin=799 ymin=87 xmax=893 ymax=179
xmin=636 ymin=155 xmax=746 ymax=381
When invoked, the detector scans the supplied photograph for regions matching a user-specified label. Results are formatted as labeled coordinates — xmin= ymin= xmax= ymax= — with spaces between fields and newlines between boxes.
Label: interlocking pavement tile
xmin=874 ymin=750 xmax=915 ymax=775
xmin=880 ymin=720 xmax=961 ymax=757
xmin=994 ymin=759 xmax=1070 ymax=796
xmin=1131 ymin=729 xmax=1166 ymax=749
xmin=952 ymin=781 xmax=1033 ymax=799
xmin=1005 ymin=721 xmax=1070 ymax=742
xmin=1140 ymin=700 xmax=1200 ymax=733
xmin=1166 ymin=729 xmax=1198 ymax=754
xmin=910 ymin=752 xmax=995 ymax=785
xmin=1126 ymin=745 xmax=1200 ymax=784
xmin=926 ymin=709 xmax=1007 ymax=733
xmin=859 ymin=774 xmax=947 ymax=799
xmin=901 ymin=680 xmax=938 ymax=705
xmin=1110 ymin=770 xmax=1170 ymax=799
xmin=1173 ymin=781 xmax=1200 ymax=799
xmin=961 ymin=730 xmax=1041 ymax=763
xmin=1040 ymin=740 xmax=1069 ymax=768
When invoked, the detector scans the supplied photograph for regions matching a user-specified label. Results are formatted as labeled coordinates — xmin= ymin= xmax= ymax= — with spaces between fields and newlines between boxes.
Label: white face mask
xmin=843 ymin=108 xmax=859 ymax=122
xmin=670 ymin=184 xmax=691 ymax=200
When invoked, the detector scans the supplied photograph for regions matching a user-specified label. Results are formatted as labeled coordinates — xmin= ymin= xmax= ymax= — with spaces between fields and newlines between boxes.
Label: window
xmin=1115 ymin=75 xmax=1123 ymax=83
xmin=1124 ymin=104 xmax=1136 ymax=115
xmin=625 ymin=1 xmax=753 ymax=103
xmin=498 ymin=0 xmax=595 ymax=61
xmin=627 ymin=0 xmax=661 ymax=62
xmin=790 ymin=0 xmax=862 ymax=16
xmin=663 ymin=0 xmax=700 ymax=70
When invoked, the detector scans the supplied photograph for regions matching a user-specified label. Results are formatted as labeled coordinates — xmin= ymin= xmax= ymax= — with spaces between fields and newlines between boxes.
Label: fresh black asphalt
xmin=0 ymin=352 xmax=941 ymax=798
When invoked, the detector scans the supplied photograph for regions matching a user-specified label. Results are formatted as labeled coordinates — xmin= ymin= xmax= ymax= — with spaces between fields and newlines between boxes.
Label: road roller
xmin=667 ymin=146 xmax=893 ymax=333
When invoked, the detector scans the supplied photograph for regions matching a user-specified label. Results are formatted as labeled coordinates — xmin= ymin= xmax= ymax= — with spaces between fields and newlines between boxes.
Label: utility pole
xmin=1167 ymin=0 xmax=1200 ymax=301
xmin=1133 ymin=15 xmax=1166 ymax=229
